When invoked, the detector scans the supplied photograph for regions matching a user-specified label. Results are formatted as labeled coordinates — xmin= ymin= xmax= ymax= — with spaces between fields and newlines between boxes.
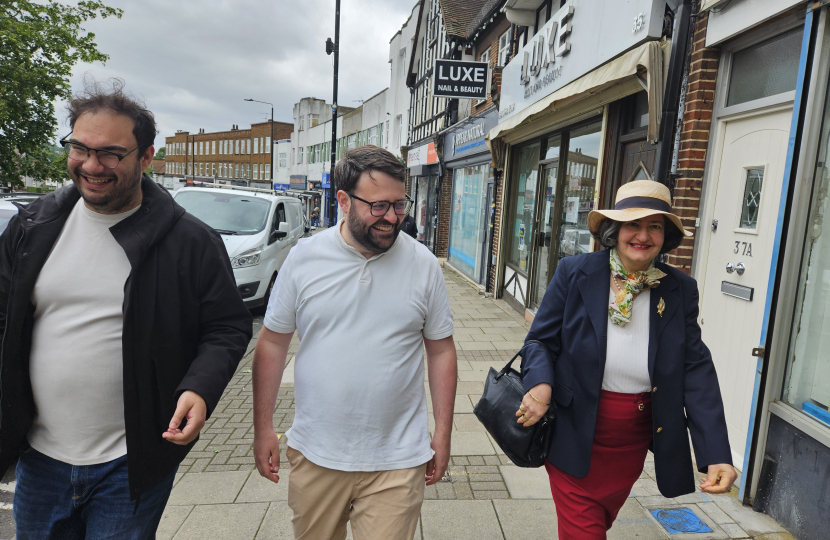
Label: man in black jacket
xmin=0 ymin=81 xmax=252 ymax=538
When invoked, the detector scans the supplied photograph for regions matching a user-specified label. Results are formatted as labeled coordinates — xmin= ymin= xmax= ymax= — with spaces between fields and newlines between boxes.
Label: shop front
xmin=407 ymin=141 xmax=440 ymax=252
xmin=490 ymin=0 xmax=669 ymax=318
xmin=723 ymin=3 xmax=830 ymax=536
xmin=443 ymin=108 xmax=499 ymax=285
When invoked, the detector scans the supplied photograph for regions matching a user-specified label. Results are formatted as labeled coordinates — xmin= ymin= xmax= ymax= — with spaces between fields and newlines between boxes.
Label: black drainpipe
xmin=653 ymin=0 xmax=694 ymax=187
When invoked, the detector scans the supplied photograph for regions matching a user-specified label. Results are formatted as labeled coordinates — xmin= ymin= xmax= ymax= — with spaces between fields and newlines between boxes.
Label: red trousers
xmin=546 ymin=390 xmax=653 ymax=540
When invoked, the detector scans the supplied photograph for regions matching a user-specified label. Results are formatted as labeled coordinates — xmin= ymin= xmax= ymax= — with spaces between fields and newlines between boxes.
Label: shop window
xmin=508 ymin=142 xmax=540 ymax=271
xmin=783 ymin=81 xmax=830 ymax=426
xmin=727 ymin=28 xmax=802 ymax=107
xmin=739 ymin=168 xmax=764 ymax=229
xmin=448 ymin=164 xmax=489 ymax=282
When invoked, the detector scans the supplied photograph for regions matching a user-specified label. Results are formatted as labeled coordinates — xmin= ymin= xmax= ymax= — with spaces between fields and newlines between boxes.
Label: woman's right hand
xmin=516 ymin=383 xmax=552 ymax=427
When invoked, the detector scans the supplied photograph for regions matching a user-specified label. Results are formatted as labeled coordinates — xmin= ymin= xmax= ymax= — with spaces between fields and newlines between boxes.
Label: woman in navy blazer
xmin=515 ymin=181 xmax=736 ymax=539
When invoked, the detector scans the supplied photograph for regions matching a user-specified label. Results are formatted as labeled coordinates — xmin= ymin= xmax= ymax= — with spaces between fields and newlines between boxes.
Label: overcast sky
xmin=57 ymin=0 xmax=418 ymax=151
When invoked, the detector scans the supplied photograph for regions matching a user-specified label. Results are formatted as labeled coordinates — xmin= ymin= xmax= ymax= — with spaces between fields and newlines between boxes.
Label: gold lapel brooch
xmin=657 ymin=297 xmax=665 ymax=317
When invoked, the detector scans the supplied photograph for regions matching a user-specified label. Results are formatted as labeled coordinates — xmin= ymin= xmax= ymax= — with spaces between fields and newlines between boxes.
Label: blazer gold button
xmin=657 ymin=427 xmax=663 ymax=433
xmin=638 ymin=403 xmax=644 ymax=411
xmin=653 ymin=387 xmax=657 ymax=392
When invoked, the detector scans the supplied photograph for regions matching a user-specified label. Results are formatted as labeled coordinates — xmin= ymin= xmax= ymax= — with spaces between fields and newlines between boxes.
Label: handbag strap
xmin=495 ymin=339 xmax=554 ymax=380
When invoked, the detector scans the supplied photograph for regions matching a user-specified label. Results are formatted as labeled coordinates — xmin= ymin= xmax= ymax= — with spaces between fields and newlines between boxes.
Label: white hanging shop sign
xmin=499 ymin=0 xmax=666 ymax=123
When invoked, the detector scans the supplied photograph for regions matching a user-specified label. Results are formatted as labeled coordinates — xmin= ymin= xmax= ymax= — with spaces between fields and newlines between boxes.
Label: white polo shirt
xmin=264 ymin=222 xmax=454 ymax=471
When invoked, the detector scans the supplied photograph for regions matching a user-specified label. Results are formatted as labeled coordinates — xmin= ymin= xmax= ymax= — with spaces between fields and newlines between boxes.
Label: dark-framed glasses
xmin=60 ymin=137 xmax=138 ymax=169
xmin=347 ymin=193 xmax=413 ymax=216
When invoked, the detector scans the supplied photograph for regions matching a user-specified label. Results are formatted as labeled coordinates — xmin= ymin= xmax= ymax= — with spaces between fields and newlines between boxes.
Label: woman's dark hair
xmin=67 ymin=77 xmax=157 ymax=156
xmin=334 ymin=145 xmax=406 ymax=193
xmin=592 ymin=215 xmax=684 ymax=254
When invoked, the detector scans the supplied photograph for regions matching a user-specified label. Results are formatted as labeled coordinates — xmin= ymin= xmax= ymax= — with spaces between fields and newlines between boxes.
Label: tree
xmin=0 ymin=1 xmax=122 ymax=188
xmin=154 ymin=147 xmax=166 ymax=159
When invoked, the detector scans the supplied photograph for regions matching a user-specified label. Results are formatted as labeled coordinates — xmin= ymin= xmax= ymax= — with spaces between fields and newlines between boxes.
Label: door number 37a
xmin=734 ymin=241 xmax=752 ymax=256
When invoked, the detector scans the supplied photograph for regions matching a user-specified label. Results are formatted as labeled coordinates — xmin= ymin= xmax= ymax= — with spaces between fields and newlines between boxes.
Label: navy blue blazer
xmin=522 ymin=249 xmax=732 ymax=498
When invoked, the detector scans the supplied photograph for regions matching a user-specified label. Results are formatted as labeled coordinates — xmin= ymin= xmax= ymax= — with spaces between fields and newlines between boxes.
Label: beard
xmin=69 ymin=160 xmax=143 ymax=214
xmin=346 ymin=210 xmax=402 ymax=254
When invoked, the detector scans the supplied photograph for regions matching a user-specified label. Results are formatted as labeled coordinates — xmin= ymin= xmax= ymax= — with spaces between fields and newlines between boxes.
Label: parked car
xmin=0 ymin=196 xmax=39 ymax=235
xmin=173 ymin=185 xmax=308 ymax=309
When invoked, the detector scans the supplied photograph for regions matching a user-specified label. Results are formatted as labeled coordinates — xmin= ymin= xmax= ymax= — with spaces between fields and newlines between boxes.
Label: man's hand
xmin=700 ymin=463 xmax=737 ymax=493
xmin=425 ymin=435 xmax=450 ymax=486
xmin=254 ymin=430 xmax=282 ymax=483
xmin=162 ymin=390 xmax=207 ymax=445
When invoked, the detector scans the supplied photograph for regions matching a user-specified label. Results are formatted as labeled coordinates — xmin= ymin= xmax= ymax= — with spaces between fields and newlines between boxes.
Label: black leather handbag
xmin=473 ymin=340 xmax=555 ymax=468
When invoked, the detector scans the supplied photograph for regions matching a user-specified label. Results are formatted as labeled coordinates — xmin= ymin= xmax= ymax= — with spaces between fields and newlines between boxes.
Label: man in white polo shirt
xmin=252 ymin=145 xmax=457 ymax=540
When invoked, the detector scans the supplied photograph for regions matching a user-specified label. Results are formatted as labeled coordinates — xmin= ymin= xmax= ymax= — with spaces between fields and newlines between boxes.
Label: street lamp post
xmin=244 ymin=98 xmax=274 ymax=187
xmin=326 ymin=0 xmax=341 ymax=227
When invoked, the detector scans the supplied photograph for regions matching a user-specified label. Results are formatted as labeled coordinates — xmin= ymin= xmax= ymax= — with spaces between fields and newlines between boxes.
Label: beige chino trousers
xmin=287 ymin=446 xmax=426 ymax=540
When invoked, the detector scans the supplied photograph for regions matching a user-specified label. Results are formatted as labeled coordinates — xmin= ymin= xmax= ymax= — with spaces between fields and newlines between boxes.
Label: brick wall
xmin=488 ymin=168 xmax=505 ymax=293
xmin=436 ymin=166 xmax=453 ymax=258
xmin=667 ymin=12 xmax=719 ymax=273
xmin=471 ymin=15 xmax=510 ymax=116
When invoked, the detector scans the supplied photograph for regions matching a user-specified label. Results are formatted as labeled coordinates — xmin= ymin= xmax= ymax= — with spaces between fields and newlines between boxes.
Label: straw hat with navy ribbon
xmin=587 ymin=180 xmax=692 ymax=237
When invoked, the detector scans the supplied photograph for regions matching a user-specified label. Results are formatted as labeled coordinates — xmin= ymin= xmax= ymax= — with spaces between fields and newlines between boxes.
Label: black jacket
xmin=0 ymin=176 xmax=252 ymax=500
xmin=522 ymin=249 xmax=731 ymax=498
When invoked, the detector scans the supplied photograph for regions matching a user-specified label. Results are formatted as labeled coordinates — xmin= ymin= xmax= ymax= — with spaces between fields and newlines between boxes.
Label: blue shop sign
xmin=322 ymin=172 xmax=331 ymax=189
xmin=444 ymin=107 xmax=499 ymax=163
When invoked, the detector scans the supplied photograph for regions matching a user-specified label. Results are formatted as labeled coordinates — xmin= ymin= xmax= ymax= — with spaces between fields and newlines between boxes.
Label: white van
xmin=173 ymin=185 xmax=306 ymax=308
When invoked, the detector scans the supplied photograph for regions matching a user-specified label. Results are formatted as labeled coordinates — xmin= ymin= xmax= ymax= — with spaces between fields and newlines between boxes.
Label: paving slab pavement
xmin=152 ymin=267 xmax=795 ymax=540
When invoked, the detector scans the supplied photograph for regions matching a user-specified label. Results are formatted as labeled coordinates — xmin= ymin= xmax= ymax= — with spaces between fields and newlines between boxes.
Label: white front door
xmin=699 ymin=106 xmax=792 ymax=468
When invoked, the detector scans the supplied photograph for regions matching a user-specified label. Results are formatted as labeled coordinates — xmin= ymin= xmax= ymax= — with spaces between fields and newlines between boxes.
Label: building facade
xmin=491 ymin=0 xmax=669 ymax=317
xmin=656 ymin=1 xmax=830 ymax=536
xmin=163 ymin=120 xmax=293 ymax=187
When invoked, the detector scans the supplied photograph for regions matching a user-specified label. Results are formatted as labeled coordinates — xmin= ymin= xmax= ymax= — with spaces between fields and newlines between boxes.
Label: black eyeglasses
xmin=347 ymin=193 xmax=413 ymax=217
xmin=60 ymin=136 xmax=139 ymax=169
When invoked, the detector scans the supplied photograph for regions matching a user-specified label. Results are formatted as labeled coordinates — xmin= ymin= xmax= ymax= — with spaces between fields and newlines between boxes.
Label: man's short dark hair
xmin=334 ymin=145 xmax=406 ymax=193
xmin=592 ymin=215 xmax=684 ymax=254
xmin=67 ymin=78 xmax=157 ymax=156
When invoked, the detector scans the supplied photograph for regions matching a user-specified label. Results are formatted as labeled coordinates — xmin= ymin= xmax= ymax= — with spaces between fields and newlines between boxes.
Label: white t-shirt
xmin=28 ymin=199 xmax=139 ymax=465
xmin=264 ymin=222 xmax=454 ymax=471
xmin=602 ymin=288 xmax=652 ymax=393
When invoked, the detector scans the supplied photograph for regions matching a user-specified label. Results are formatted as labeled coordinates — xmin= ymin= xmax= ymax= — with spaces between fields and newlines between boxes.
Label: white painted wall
xmin=706 ymin=0 xmax=804 ymax=47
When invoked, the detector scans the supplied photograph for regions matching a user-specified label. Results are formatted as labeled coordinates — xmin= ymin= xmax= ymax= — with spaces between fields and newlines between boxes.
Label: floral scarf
xmin=608 ymin=248 xmax=666 ymax=328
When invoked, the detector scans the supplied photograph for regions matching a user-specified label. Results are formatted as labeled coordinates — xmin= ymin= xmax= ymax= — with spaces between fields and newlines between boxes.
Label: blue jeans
xmin=14 ymin=448 xmax=176 ymax=540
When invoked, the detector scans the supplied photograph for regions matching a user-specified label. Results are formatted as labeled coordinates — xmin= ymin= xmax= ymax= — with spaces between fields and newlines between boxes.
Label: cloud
xmin=58 ymin=0 xmax=418 ymax=149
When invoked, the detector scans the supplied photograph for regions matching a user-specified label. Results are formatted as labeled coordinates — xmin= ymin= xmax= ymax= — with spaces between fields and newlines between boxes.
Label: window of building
xmin=246 ymin=164 xmax=251 ymax=179
xmin=727 ymin=28 xmax=802 ymax=107
xmin=310 ymin=114 xmax=319 ymax=127
xmin=783 ymin=85 xmax=830 ymax=427
xmin=253 ymin=164 xmax=258 ymax=179
xmin=299 ymin=147 xmax=304 ymax=163
xmin=299 ymin=116 xmax=304 ymax=131
xmin=265 ymin=165 xmax=270 ymax=180
xmin=211 ymin=141 xmax=216 ymax=154
xmin=480 ymin=47 xmax=490 ymax=66
xmin=254 ymin=138 xmax=259 ymax=154
xmin=498 ymin=29 xmax=511 ymax=66
xmin=234 ymin=164 xmax=239 ymax=178
xmin=211 ymin=163 xmax=215 ymax=176
xmin=266 ymin=137 xmax=271 ymax=153
xmin=369 ymin=126 xmax=378 ymax=146
xmin=279 ymin=153 xmax=287 ymax=167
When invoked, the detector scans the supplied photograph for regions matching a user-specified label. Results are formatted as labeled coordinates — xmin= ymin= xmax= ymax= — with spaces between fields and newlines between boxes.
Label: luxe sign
xmin=433 ymin=60 xmax=488 ymax=99
xmin=498 ymin=0 xmax=666 ymax=123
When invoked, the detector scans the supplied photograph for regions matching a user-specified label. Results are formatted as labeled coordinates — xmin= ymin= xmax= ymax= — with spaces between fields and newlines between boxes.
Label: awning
xmin=487 ymin=40 xmax=668 ymax=150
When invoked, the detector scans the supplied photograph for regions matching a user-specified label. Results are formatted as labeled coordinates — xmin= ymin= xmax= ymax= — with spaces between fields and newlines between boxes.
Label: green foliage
xmin=154 ymin=147 xmax=166 ymax=159
xmin=0 ymin=0 xmax=122 ymax=188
